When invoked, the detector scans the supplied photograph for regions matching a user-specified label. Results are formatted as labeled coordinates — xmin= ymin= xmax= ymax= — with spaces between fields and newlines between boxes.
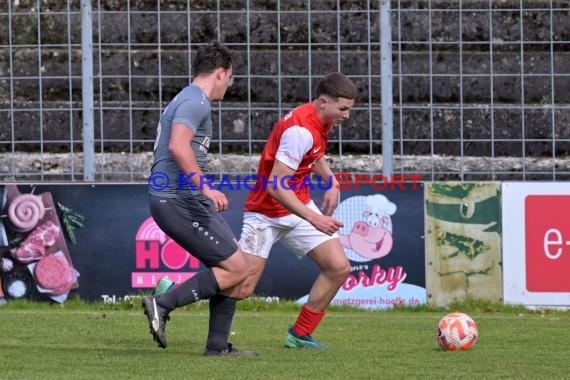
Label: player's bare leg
xmin=210 ymin=249 xmax=249 ymax=290
xmin=285 ymin=239 xmax=350 ymax=348
xmin=222 ymin=254 xmax=267 ymax=299
xmin=305 ymin=239 xmax=350 ymax=310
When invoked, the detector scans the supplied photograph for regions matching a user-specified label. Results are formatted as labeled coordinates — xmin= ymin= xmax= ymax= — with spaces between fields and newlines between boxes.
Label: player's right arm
xmin=267 ymin=156 xmax=343 ymax=236
xmin=169 ymin=124 xmax=228 ymax=211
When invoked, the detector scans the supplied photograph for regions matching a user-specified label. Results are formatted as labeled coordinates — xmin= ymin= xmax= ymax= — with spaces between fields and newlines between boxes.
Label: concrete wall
xmin=1 ymin=0 xmax=569 ymax=156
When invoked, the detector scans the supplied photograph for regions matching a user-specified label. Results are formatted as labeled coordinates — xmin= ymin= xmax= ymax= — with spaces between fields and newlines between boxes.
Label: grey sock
xmin=206 ymin=294 xmax=237 ymax=351
xmin=157 ymin=269 xmax=219 ymax=310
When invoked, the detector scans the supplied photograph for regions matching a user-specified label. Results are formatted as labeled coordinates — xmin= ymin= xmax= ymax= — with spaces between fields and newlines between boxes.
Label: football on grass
xmin=437 ymin=312 xmax=478 ymax=351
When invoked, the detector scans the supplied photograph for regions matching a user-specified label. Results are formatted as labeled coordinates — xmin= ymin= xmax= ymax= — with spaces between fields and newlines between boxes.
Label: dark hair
xmin=192 ymin=42 xmax=232 ymax=76
xmin=315 ymin=72 xmax=357 ymax=100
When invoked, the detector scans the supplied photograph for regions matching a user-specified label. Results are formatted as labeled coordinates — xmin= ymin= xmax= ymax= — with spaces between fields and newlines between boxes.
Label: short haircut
xmin=315 ymin=72 xmax=357 ymax=100
xmin=192 ymin=41 xmax=232 ymax=76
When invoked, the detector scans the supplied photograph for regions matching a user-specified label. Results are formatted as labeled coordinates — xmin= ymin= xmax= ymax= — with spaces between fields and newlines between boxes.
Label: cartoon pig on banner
xmin=338 ymin=194 xmax=397 ymax=261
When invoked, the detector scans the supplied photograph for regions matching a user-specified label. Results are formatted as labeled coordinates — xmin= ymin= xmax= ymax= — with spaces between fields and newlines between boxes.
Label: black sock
xmin=157 ymin=269 xmax=219 ymax=311
xmin=206 ymin=294 xmax=237 ymax=352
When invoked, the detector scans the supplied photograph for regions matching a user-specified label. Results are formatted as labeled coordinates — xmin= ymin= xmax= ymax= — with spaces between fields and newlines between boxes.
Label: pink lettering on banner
xmin=133 ymin=217 xmax=201 ymax=288
xmin=135 ymin=240 xmax=161 ymax=268
xmin=160 ymin=239 xmax=200 ymax=270
xmin=342 ymin=264 xmax=407 ymax=292
xmin=132 ymin=272 xmax=197 ymax=288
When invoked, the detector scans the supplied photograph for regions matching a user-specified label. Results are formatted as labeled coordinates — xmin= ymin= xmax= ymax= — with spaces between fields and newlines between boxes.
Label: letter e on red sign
xmin=525 ymin=195 xmax=570 ymax=292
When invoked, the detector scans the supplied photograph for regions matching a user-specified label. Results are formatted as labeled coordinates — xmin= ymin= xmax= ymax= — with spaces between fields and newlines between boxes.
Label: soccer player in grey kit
xmin=142 ymin=42 xmax=257 ymax=356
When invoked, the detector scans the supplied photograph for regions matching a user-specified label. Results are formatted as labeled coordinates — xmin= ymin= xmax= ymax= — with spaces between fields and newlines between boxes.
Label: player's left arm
xmin=311 ymin=156 xmax=340 ymax=216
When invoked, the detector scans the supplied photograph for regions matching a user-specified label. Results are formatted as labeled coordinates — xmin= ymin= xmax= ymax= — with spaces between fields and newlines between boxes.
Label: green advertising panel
xmin=425 ymin=183 xmax=502 ymax=306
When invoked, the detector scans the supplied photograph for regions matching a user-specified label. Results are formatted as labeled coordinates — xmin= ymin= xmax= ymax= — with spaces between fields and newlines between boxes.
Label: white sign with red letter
xmin=502 ymin=182 xmax=570 ymax=307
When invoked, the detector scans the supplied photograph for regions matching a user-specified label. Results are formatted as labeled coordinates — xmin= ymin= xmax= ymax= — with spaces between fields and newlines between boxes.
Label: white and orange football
xmin=437 ymin=312 xmax=479 ymax=351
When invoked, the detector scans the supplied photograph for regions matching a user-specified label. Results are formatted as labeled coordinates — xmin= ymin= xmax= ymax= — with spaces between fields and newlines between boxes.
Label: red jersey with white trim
xmin=244 ymin=102 xmax=332 ymax=217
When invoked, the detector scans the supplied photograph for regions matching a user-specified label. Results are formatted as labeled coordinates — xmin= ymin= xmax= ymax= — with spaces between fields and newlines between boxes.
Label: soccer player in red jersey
xmin=238 ymin=72 xmax=357 ymax=348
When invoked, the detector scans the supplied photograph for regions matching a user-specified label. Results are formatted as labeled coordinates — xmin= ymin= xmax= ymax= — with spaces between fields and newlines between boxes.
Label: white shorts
xmin=239 ymin=200 xmax=338 ymax=259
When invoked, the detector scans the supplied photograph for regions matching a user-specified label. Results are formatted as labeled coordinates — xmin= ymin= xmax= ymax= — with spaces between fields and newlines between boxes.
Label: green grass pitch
xmin=1 ymin=298 xmax=569 ymax=379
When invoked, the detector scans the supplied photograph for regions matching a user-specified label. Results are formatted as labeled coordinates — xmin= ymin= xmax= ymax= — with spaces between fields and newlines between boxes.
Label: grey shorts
xmin=149 ymin=194 xmax=238 ymax=268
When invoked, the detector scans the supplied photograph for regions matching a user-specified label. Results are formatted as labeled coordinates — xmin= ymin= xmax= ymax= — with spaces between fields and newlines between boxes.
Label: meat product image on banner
xmin=0 ymin=185 xmax=84 ymax=304
xmin=32 ymin=252 xmax=78 ymax=296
